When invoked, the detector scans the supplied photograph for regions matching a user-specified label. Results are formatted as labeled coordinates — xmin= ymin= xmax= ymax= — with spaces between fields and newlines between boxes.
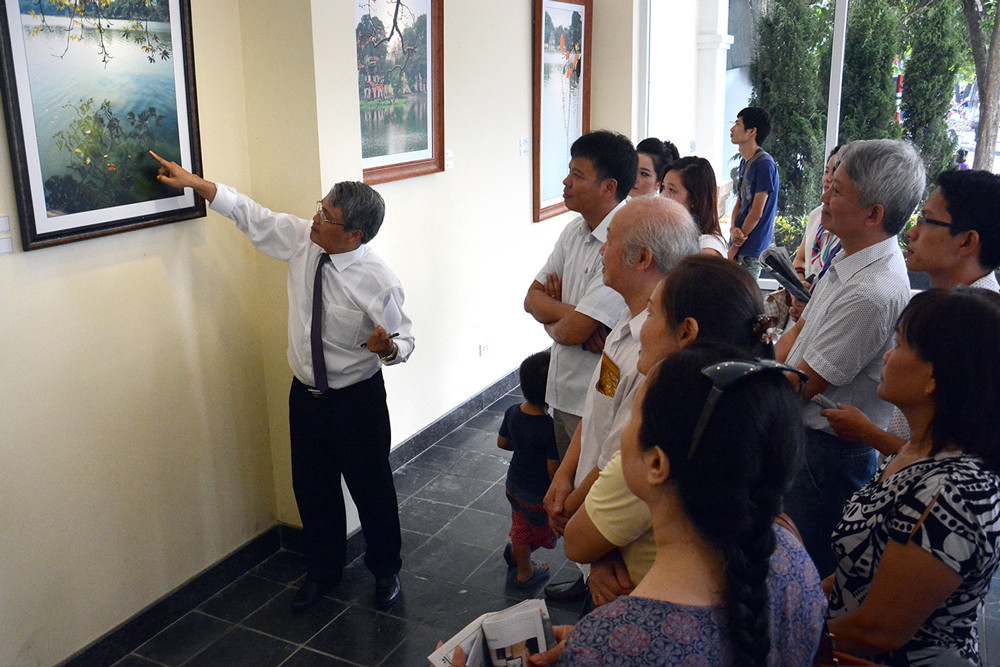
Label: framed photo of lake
xmin=355 ymin=0 xmax=443 ymax=185
xmin=0 ymin=0 xmax=203 ymax=251
xmin=533 ymin=0 xmax=591 ymax=222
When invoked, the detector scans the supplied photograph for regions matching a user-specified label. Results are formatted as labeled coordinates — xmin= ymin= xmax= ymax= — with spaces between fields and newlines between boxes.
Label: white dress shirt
xmin=535 ymin=202 xmax=628 ymax=416
xmin=211 ymin=184 xmax=413 ymax=389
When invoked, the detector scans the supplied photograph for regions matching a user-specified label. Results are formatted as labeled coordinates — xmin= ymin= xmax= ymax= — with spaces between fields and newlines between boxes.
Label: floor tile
xmin=280 ymin=648 xmax=354 ymax=667
xmin=307 ymin=607 xmax=420 ymax=666
xmin=183 ymin=626 xmax=296 ymax=667
xmin=463 ymin=410 xmax=505 ymax=433
xmin=470 ymin=481 xmax=512 ymax=516
xmin=326 ymin=559 xmax=373 ymax=604
xmin=254 ymin=551 xmax=308 ymax=585
xmin=241 ymin=587 xmax=347 ymax=644
xmin=110 ymin=656 xmax=162 ymax=667
xmin=462 ymin=550 xmax=552 ymax=599
xmin=437 ymin=508 xmax=514 ymax=549
xmin=407 ymin=444 xmax=466 ymax=471
xmin=404 ymin=537 xmax=493 ymax=585
xmin=422 ymin=589 xmax=520 ymax=634
xmin=134 ymin=611 xmax=231 ymax=666
xmin=447 ymin=450 xmax=509 ymax=484
xmin=378 ymin=623 xmax=447 ymax=667
xmin=392 ymin=465 xmax=439 ymax=498
xmin=412 ymin=473 xmax=491 ymax=507
xmin=486 ymin=394 xmax=522 ymax=413
xmin=435 ymin=426 xmax=497 ymax=453
xmin=401 ymin=528 xmax=431 ymax=558
xmin=398 ymin=496 xmax=463 ymax=535
xmin=381 ymin=571 xmax=465 ymax=624
xmin=198 ymin=575 xmax=287 ymax=623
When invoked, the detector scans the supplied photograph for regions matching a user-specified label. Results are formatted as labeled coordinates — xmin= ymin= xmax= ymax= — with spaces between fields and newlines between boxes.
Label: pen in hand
xmin=361 ymin=332 xmax=400 ymax=348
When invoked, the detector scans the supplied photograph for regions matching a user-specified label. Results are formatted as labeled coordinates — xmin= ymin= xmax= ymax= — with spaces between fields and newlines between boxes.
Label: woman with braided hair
xmin=541 ymin=346 xmax=826 ymax=666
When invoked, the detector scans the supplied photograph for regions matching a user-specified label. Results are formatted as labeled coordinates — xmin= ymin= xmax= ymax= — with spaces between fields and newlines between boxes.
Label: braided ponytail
xmin=639 ymin=346 xmax=804 ymax=667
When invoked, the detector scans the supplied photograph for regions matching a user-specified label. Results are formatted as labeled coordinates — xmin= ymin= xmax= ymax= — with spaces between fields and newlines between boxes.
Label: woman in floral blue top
xmin=547 ymin=346 xmax=827 ymax=667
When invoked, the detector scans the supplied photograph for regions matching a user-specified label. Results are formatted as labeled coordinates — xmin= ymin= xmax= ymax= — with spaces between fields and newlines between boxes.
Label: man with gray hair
xmin=542 ymin=195 xmax=699 ymax=601
xmin=776 ymin=139 xmax=925 ymax=576
xmin=151 ymin=153 xmax=412 ymax=611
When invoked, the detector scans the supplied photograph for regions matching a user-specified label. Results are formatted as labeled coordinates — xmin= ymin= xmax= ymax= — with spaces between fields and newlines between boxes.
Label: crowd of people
xmin=151 ymin=101 xmax=1000 ymax=666
xmin=496 ymin=113 xmax=1000 ymax=667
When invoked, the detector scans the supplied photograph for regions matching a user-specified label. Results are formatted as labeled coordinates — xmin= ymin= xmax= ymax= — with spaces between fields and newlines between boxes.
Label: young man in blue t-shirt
xmin=728 ymin=107 xmax=779 ymax=279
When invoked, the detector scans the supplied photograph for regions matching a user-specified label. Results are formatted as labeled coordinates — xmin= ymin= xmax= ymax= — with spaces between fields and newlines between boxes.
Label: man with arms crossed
xmin=775 ymin=139 xmax=924 ymax=577
xmin=151 ymin=152 xmax=412 ymax=612
xmin=524 ymin=130 xmax=636 ymax=461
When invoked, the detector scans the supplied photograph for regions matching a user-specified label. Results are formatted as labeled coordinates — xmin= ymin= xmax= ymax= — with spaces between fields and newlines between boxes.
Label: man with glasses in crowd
xmin=150 ymin=151 xmax=412 ymax=612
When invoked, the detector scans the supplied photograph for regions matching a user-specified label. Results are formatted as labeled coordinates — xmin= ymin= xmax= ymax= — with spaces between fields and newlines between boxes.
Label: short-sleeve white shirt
xmin=536 ymin=203 xmax=628 ymax=416
xmin=576 ymin=307 xmax=646 ymax=486
xmin=787 ymin=236 xmax=910 ymax=433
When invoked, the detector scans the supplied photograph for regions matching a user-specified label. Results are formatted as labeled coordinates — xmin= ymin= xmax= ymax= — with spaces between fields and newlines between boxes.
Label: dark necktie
xmin=311 ymin=254 xmax=331 ymax=391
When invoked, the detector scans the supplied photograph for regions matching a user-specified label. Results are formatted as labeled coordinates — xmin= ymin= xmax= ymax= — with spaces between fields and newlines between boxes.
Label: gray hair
xmin=836 ymin=139 xmax=925 ymax=236
xmin=621 ymin=195 xmax=701 ymax=273
xmin=327 ymin=181 xmax=386 ymax=244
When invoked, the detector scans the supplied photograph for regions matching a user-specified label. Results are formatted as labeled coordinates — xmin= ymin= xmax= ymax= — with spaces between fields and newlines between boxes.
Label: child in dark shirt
xmin=498 ymin=351 xmax=560 ymax=587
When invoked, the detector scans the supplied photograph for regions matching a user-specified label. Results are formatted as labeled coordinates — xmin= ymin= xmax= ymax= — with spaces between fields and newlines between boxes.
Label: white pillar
xmin=826 ymin=0 xmax=850 ymax=155
xmin=695 ymin=0 xmax=734 ymax=178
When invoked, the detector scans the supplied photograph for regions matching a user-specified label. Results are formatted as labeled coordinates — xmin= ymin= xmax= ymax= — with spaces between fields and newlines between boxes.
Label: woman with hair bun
xmin=661 ymin=156 xmax=728 ymax=257
xmin=630 ymin=137 xmax=679 ymax=197
xmin=563 ymin=255 xmax=782 ymax=604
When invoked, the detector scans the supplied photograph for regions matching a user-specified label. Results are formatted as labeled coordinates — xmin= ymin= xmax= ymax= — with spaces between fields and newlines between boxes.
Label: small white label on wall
xmin=0 ymin=237 xmax=13 ymax=255
xmin=519 ymin=138 xmax=530 ymax=157
xmin=0 ymin=215 xmax=9 ymax=233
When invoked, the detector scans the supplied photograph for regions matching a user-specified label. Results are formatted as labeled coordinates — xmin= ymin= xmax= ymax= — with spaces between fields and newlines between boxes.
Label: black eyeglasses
xmin=687 ymin=359 xmax=809 ymax=461
xmin=915 ymin=214 xmax=952 ymax=229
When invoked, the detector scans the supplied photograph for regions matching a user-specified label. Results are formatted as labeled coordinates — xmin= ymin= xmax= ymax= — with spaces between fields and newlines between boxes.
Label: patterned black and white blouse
xmin=828 ymin=451 xmax=1000 ymax=667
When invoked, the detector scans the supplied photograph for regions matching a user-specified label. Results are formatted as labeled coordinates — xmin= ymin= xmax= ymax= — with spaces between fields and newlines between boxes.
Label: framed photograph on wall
xmin=532 ymin=0 xmax=591 ymax=222
xmin=0 ymin=0 xmax=203 ymax=251
xmin=355 ymin=0 xmax=444 ymax=185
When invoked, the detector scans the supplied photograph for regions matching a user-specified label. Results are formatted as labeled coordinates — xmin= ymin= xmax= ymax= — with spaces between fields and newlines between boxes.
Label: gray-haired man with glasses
xmin=150 ymin=152 xmax=412 ymax=612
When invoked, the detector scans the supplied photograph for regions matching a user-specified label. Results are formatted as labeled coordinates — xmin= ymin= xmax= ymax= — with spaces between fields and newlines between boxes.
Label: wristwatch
xmin=379 ymin=343 xmax=398 ymax=363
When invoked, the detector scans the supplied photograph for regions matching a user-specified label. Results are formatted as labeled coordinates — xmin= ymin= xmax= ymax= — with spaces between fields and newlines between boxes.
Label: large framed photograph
xmin=355 ymin=0 xmax=444 ymax=185
xmin=532 ymin=0 xmax=591 ymax=222
xmin=0 ymin=0 xmax=203 ymax=251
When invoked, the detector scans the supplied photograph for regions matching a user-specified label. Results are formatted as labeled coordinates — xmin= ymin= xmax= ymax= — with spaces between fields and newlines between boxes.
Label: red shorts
xmin=506 ymin=488 xmax=555 ymax=550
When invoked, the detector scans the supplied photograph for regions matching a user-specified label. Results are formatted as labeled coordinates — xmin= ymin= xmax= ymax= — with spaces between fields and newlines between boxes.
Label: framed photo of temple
xmin=0 ymin=0 xmax=203 ymax=251
xmin=355 ymin=0 xmax=444 ymax=185
xmin=532 ymin=0 xmax=592 ymax=222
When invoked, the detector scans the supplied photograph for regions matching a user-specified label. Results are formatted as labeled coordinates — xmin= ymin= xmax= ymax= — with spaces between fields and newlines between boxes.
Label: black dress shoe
xmin=375 ymin=574 xmax=401 ymax=607
xmin=291 ymin=578 xmax=336 ymax=613
xmin=544 ymin=574 xmax=587 ymax=602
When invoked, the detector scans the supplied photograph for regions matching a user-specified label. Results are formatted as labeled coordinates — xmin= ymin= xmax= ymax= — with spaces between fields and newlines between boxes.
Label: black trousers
xmin=288 ymin=372 xmax=402 ymax=582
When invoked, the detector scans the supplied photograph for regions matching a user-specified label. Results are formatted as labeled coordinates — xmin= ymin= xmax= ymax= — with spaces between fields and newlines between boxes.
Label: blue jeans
xmin=735 ymin=254 xmax=762 ymax=279
xmin=784 ymin=428 xmax=877 ymax=578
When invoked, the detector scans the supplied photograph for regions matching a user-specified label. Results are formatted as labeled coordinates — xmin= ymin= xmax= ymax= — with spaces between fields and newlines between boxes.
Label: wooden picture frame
xmin=532 ymin=0 xmax=592 ymax=222
xmin=355 ymin=0 xmax=444 ymax=185
xmin=0 ymin=0 xmax=203 ymax=251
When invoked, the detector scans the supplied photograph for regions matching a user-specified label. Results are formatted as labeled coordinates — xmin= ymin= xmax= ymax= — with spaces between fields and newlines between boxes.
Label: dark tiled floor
xmin=109 ymin=384 xmax=1000 ymax=667
xmin=117 ymin=389 xmax=582 ymax=667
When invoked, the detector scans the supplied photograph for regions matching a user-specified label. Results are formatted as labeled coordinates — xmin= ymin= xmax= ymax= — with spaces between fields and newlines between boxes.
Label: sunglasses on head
xmin=687 ymin=359 xmax=808 ymax=461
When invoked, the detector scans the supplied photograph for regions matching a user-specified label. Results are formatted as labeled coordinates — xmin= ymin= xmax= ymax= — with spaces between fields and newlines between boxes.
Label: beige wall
xmin=0 ymin=1 xmax=663 ymax=665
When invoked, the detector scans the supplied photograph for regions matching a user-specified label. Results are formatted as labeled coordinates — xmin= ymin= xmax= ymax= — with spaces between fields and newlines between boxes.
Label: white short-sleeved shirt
xmin=210 ymin=184 xmax=413 ymax=389
xmin=576 ymin=308 xmax=646 ymax=486
xmin=699 ymin=233 xmax=728 ymax=256
xmin=535 ymin=203 xmax=628 ymax=415
xmin=787 ymin=236 xmax=910 ymax=433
